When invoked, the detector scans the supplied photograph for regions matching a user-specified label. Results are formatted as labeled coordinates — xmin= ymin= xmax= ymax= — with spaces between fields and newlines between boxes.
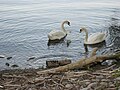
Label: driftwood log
xmin=37 ymin=48 xmax=120 ymax=74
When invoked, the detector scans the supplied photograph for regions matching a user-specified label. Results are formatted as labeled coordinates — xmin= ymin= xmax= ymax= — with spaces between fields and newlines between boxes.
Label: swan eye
xmin=80 ymin=29 xmax=82 ymax=33
xmin=68 ymin=22 xmax=70 ymax=26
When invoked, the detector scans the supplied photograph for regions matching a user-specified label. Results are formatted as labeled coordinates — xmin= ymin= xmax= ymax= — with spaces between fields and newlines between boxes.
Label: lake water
xmin=0 ymin=0 xmax=120 ymax=70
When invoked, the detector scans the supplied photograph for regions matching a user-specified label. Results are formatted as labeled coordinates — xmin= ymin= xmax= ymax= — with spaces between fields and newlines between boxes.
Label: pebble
xmin=116 ymin=77 xmax=120 ymax=81
xmin=80 ymin=88 xmax=88 ymax=90
xmin=106 ymin=88 xmax=116 ymax=90
xmin=96 ymin=75 xmax=104 ymax=79
xmin=0 ymin=85 xmax=4 ymax=89
xmin=7 ymin=57 xmax=12 ymax=60
xmin=108 ymin=82 xmax=116 ymax=89
xmin=81 ymin=82 xmax=97 ymax=90
xmin=34 ymin=77 xmax=44 ymax=82
xmin=66 ymin=40 xmax=71 ymax=47
xmin=101 ymin=60 xmax=117 ymax=66
xmin=65 ymin=84 xmax=73 ymax=88
xmin=100 ymin=82 xmax=108 ymax=86
xmin=5 ymin=63 xmax=10 ymax=66
xmin=28 ymin=56 xmax=36 ymax=61
xmin=0 ymin=55 xmax=5 ymax=58
xmin=11 ymin=64 xmax=19 ymax=68
xmin=83 ymin=80 xmax=91 ymax=85
xmin=100 ymin=82 xmax=108 ymax=89
xmin=91 ymin=79 xmax=100 ymax=82
xmin=86 ymin=82 xmax=98 ymax=90
xmin=101 ymin=79 xmax=110 ymax=82
xmin=85 ymin=81 xmax=91 ymax=85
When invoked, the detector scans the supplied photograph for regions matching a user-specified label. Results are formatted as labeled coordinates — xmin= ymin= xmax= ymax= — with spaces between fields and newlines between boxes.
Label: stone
xmin=7 ymin=56 xmax=12 ymax=60
xmin=5 ymin=63 xmax=10 ymax=66
xmin=28 ymin=56 xmax=36 ymax=61
xmin=96 ymin=76 xmax=104 ymax=79
xmin=116 ymin=77 xmax=120 ymax=81
xmin=11 ymin=64 xmax=19 ymax=67
xmin=86 ymin=82 xmax=98 ymax=89
xmin=0 ymin=55 xmax=5 ymax=58
xmin=65 ymin=84 xmax=73 ymax=88
xmin=34 ymin=77 xmax=44 ymax=82
xmin=101 ymin=60 xmax=117 ymax=66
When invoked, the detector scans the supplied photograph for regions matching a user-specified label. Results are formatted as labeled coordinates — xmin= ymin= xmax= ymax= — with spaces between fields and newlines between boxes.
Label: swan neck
xmin=85 ymin=29 xmax=88 ymax=42
xmin=61 ymin=22 xmax=66 ymax=33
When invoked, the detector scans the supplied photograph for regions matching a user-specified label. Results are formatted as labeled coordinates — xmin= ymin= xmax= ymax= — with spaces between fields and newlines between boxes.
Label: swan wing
xmin=48 ymin=30 xmax=56 ymax=35
xmin=86 ymin=33 xmax=106 ymax=44
xmin=48 ymin=31 xmax=66 ymax=40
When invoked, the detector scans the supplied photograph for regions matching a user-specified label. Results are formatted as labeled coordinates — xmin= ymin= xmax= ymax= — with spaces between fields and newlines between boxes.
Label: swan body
xmin=80 ymin=28 xmax=106 ymax=45
xmin=48 ymin=20 xmax=70 ymax=41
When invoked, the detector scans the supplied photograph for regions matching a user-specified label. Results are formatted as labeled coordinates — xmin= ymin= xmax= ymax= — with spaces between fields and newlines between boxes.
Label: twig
xmin=99 ymin=64 xmax=116 ymax=71
xmin=2 ymin=75 xmax=25 ymax=78
xmin=4 ymin=84 xmax=21 ymax=87
xmin=52 ymin=79 xmax=64 ymax=88
xmin=60 ymin=75 xmax=64 ymax=83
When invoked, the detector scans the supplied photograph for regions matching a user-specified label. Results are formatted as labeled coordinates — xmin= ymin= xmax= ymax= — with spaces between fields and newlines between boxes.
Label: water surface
xmin=0 ymin=0 xmax=120 ymax=70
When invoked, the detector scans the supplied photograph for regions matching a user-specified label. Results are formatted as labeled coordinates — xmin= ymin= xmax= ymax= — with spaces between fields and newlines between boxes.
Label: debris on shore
xmin=0 ymin=64 xmax=120 ymax=90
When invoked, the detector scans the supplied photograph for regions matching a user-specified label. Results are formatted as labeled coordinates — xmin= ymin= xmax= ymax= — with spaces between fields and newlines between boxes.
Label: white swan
xmin=48 ymin=20 xmax=70 ymax=41
xmin=80 ymin=28 xmax=106 ymax=45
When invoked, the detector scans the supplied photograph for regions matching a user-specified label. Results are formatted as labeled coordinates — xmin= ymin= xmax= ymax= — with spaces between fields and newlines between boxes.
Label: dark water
xmin=0 ymin=0 xmax=120 ymax=70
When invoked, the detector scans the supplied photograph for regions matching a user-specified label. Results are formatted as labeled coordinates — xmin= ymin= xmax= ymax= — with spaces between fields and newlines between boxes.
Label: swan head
xmin=63 ymin=20 xmax=70 ymax=26
xmin=80 ymin=27 xmax=87 ymax=33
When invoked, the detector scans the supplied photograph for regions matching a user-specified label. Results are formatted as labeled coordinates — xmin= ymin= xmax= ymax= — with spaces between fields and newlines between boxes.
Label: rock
xmin=0 ymin=85 xmax=4 ymax=89
xmin=46 ymin=60 xmax=71 ymax=68
xmin=46 ymin=61 xmax=59 ymax=68
xmin=100 ymin=82 xmax=108 ymax=86
xmin=0 ymin=55 xmax=5 ymax=58
xmin=65 ymin=84 xmax=73 ymax=88
xmin=106 ymin=88 xmax=116 ymax=90
xmin=96 ymin=76 xmax=104 ymax=79
xmin=109 ymin=84 xmax=115 ymax=88
xmin=28 ymin=56 xmax=36 ymax=61
xmin=7 ymin=57 xmax=12 ymax=60
xmin=101 ymin=79 xmax=110 ymax=82
xmin=85 ymin=81 xmax=91 ymax=85
xmin=91 ymin=79 xmax=100 ymax=82
xmin=86 ymin=82 xmax=98 ymax=89
xmin=83 ymin=80 xmax=91 ymax=85
xmin=5 ymin=63 xmax=10 ymax=66
xmin=11 ymin=64 xmax=19 ymax=68
xmin=116 ymin=77 xmax=120 ymax=81
xmin=80 ymin=88 xmax=88 ymax=90
xmin=100 ymin=82 xmax=108 ymax=88
xmin=34 ymin=77 xmax=44 ymax=83
xmin=101 ymin=60 xmax=117 ymax=66
xmin=66 ymin=40 xmax=71 ymax=47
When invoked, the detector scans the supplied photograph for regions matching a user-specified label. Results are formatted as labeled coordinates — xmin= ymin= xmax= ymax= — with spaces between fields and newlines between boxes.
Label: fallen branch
xmin=37 ymin=48 xmax=120 ymax=74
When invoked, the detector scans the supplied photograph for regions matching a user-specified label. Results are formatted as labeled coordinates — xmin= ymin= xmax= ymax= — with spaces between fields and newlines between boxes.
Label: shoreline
xmin=0 ymin=62 xmax=120 ymax=90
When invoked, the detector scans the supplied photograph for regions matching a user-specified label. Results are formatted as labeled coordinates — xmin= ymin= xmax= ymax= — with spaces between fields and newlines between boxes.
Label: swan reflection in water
xmin=47 ymin=38 xmax=71 ymax=47
xmin=84 ymin=41 xmax=106 ymax=52
xmin=47 ymin=38 xmax=65 ymax=46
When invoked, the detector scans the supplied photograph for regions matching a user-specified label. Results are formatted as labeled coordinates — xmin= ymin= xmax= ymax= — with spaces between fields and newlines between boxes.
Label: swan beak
xmin=68 ymin=22 xmax=70 ymax=26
